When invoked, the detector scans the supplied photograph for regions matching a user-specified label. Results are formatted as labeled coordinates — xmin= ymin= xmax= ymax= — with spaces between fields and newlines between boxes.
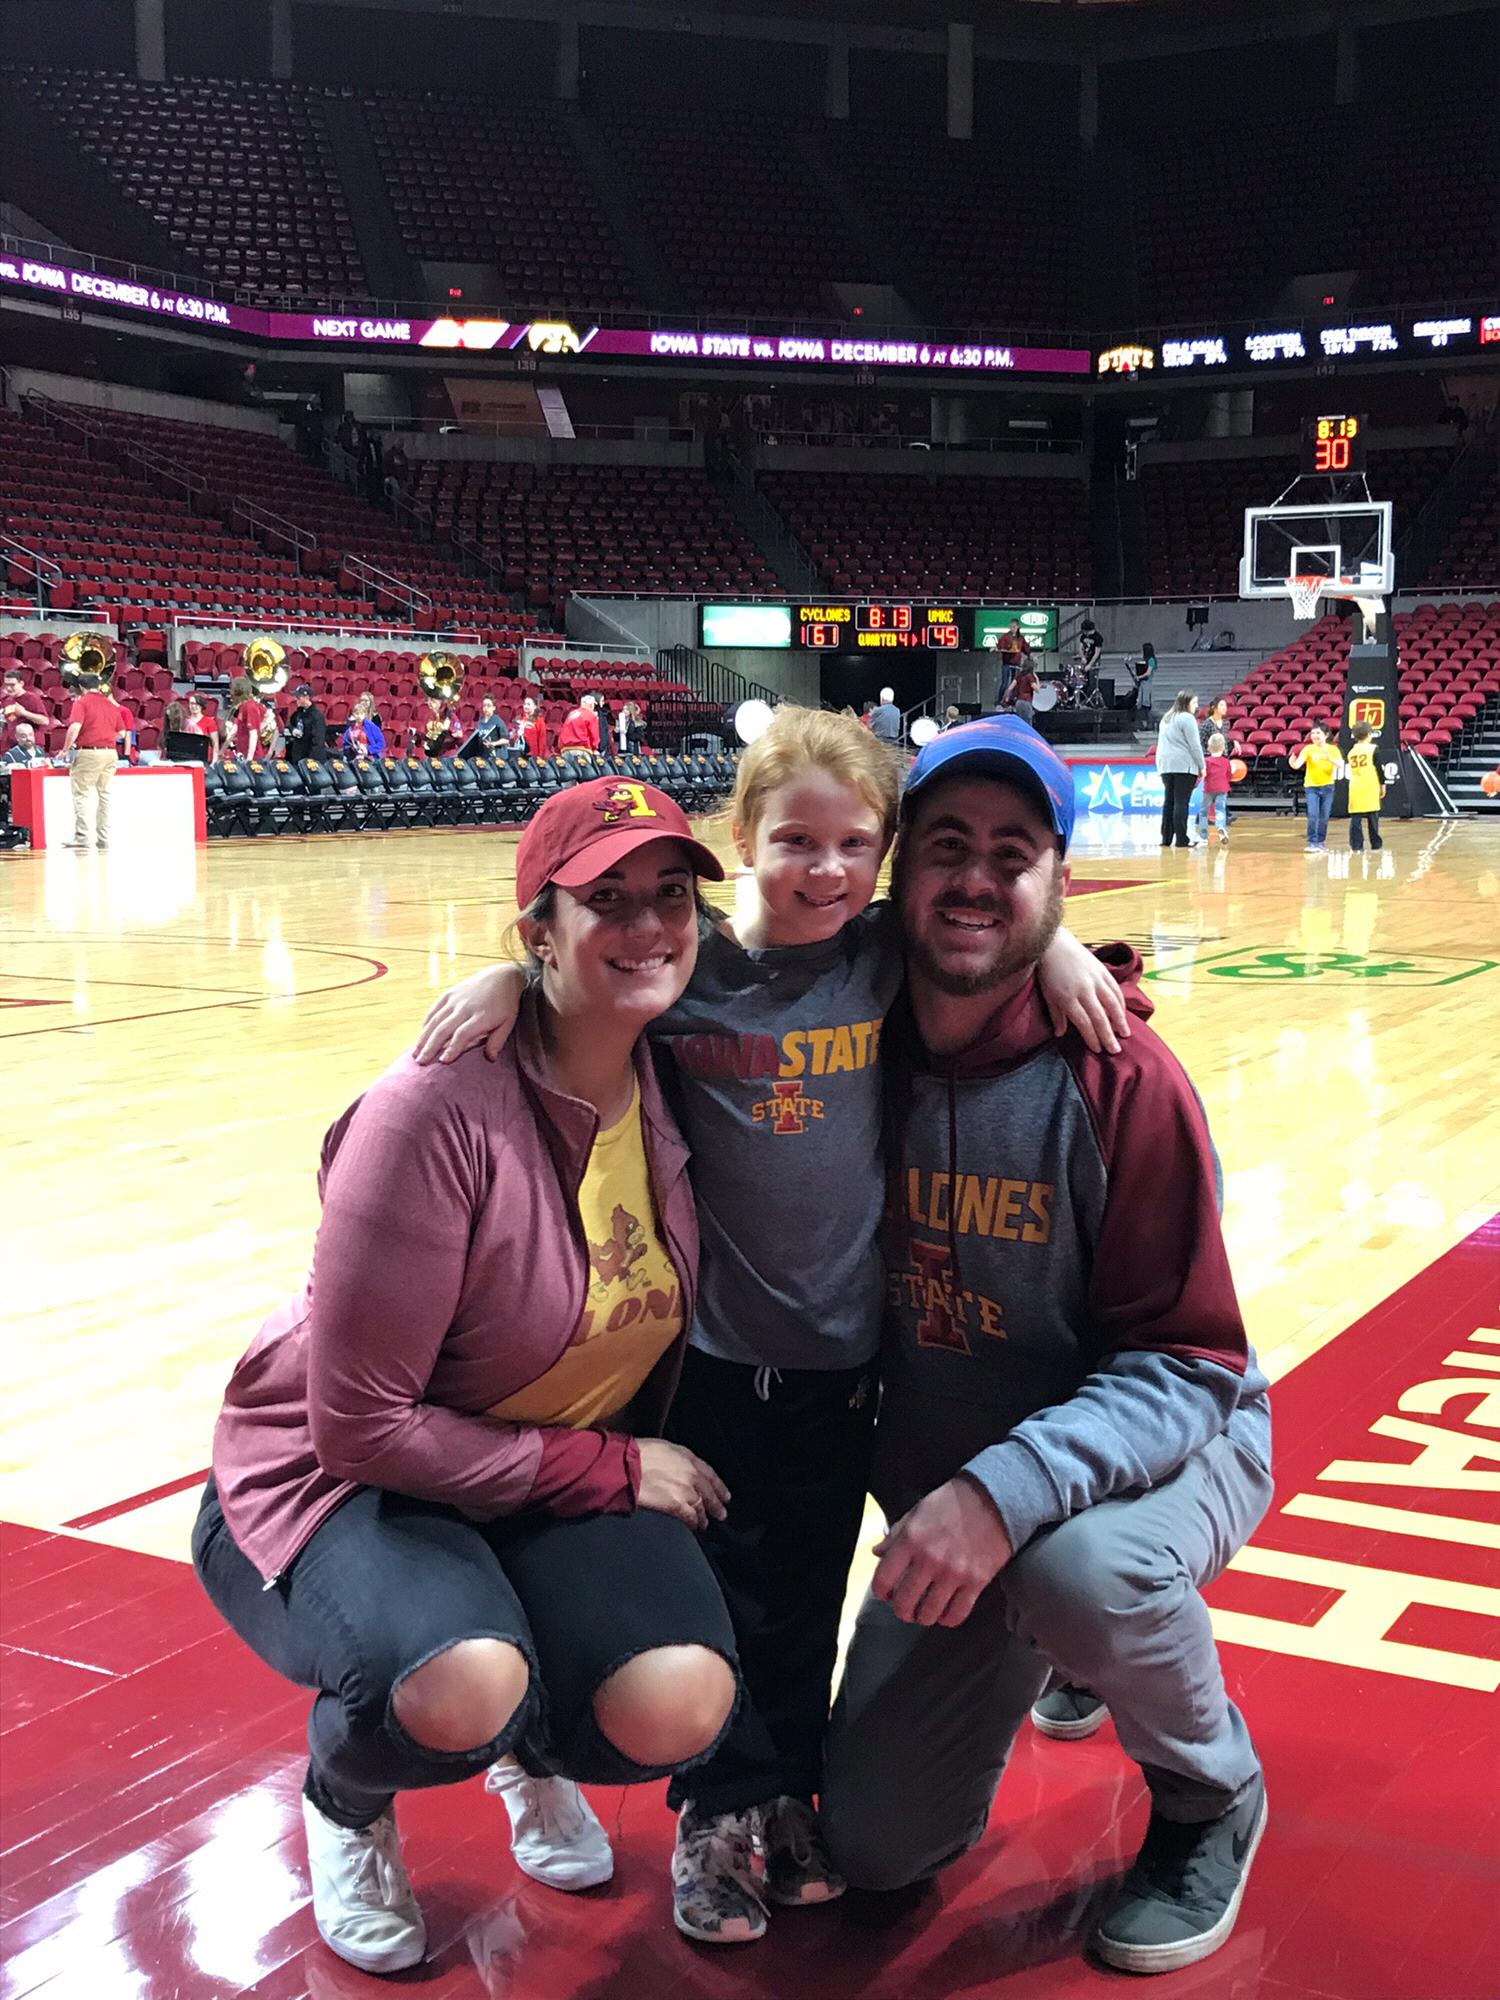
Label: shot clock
xmin=1301 ymin=415 xmax=1367 ymax=477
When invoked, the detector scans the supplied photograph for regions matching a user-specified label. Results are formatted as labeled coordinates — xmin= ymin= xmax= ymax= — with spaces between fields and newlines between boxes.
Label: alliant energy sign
xmin=0 ymin=253 xmax=1090 ymax=375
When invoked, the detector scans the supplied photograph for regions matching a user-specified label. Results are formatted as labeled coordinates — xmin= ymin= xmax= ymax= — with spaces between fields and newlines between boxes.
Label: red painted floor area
xmin=3 ymin=1222 xmax=1497 ymax=1999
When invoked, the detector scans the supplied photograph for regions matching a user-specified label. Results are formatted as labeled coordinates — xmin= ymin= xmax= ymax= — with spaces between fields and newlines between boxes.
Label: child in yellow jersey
xmin=1344 ymin=722 xmax=1386 ymax=851
xmin=1289 ymin=723 xmax=1339 ymax=851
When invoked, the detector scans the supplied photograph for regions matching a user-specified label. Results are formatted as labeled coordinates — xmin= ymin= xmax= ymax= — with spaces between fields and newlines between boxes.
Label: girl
xmin=1201 ymin=731 xmax=1233 ymax=841
xmin=475 ymin=694 xmax=510 ymax=749
xmin=342 ymin=691 xmax=386 ymax=760
xmin=414 ymin=708 xmax=1129 ymax=1946
xmin=518 ymin=693 xmax=548 ymax=758
xmin=1155 ymin=691 xmax=1204 ymax=848
xmin=185 ymin=692 xmax=218 ymax=760
xmin=227 ymin=675 xmax=270 ymax=760
xmin=193 ymin=779 xmax=738 ymax=1977
xmin=1289 ymin=723 xmax=1339 ymax=851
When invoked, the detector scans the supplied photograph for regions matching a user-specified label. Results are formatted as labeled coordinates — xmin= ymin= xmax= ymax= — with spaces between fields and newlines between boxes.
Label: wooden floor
xmin=3 ymin=811 xmax=1495 ymax=1561
xmin=2 ymin=811 xmax=1499 ymax=2000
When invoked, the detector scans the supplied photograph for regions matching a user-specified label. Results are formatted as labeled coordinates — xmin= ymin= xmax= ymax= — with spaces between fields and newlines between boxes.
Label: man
xmin=1000 ymin=662 xmax=1038 ymax=724
xmin=822 ymin=715 xmax=1273 ymax=1977
xmin=1077 ymin=617 xmax=1103 ymax=675
xmin=283 ymin=683 xmax=329 ymax=764
xmin=995 ymin=620 xmax=1030 ymax=702
xmin=0 ymin=721 xmax=47 ymax=767
xmin=59 ymin=672 xmax=126 ymax=850
xmin=869 ymin=688 xmax=902 ymax=748
xmin=2 ymin=669 xmax=50 ymax=753
xmin=555 ymin=692 xmax=602 ymax=755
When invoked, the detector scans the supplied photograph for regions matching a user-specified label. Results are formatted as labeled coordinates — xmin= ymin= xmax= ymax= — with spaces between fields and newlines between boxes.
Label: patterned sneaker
xmin=1092 ymin=1775 xmax=1268 ymax=1975
xmin=759 ymin=1795 xmax=846 ymax=1906
xmin=485 ymin=1763 xmax=614 ymax=1890
xmin=301 ymin=1794 xmax=426 ymax=1974
xmin=671 ymin=1804 xmax=768 ymax=1944
xmin=1030 ymin=1682 xmax=1110 ymax=1741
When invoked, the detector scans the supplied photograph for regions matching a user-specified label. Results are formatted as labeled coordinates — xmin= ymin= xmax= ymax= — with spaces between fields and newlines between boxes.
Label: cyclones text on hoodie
xmin=878 ymin=953 xmax=1271 ymax=1551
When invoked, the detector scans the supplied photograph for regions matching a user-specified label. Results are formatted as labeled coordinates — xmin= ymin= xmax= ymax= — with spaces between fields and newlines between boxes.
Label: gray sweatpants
xmin=823 ymin=1428 xmax=1273 ymax=1893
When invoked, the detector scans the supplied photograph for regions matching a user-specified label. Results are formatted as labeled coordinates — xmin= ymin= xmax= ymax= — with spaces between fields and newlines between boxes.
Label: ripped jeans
xmin=192 ymin=1476 xmax=739 ymax=1828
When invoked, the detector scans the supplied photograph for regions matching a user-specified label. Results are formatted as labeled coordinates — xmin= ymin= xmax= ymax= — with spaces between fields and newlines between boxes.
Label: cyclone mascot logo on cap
xmin=596 ymin=782 xmax=659 ymax=825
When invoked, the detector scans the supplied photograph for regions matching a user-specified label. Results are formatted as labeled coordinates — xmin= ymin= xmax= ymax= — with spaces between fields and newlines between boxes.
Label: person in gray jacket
xmin=1155 ymin=691 xmax=1204 ymax=848
xmin=821 ymin=717 xmax=1272 ymax=1978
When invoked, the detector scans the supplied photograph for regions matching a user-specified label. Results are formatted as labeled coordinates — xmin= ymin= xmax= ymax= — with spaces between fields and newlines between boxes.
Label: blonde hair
xmin=1208 ymin=732 xmax=1226 ymax=753
xmin=732 ymin=705 xmax=901 ymax=846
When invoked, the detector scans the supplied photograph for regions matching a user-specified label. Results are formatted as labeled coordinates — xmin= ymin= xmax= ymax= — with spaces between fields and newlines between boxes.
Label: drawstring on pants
xmin=753 ymin=1366 xmax=782 ymax=1403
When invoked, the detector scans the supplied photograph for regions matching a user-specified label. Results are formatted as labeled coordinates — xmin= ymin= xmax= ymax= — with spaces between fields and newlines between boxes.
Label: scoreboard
xmin=795 ymin=603 xmax=962 ymax=650
xmin=1301 ymin=414 xmax=1367 ymax=476
xmin=699 ymin=601 xmax=1000 ymax=650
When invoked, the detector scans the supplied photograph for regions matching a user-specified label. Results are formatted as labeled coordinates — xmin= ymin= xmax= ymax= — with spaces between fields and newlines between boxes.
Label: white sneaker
xmin=301 ymin=1794 xmax=426 ymax=1973
xmin=485 ymin=1763 xmax=614 ymax=1890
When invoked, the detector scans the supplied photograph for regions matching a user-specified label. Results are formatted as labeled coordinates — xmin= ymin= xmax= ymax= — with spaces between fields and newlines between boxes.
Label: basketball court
xmin=4 ymin=807 xmax=1498 ymax=1999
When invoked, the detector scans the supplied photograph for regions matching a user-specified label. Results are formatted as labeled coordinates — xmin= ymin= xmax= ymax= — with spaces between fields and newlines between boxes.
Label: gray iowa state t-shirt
xmin=650 ymin=906 xmax=903 ymax=1370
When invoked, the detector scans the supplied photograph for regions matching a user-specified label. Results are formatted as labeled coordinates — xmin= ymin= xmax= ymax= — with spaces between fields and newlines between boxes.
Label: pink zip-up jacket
xmin=210 ymin=995 xmax=699 ymax=1583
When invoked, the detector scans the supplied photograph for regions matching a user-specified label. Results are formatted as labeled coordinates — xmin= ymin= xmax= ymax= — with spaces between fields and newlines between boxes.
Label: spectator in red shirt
xmin=228 ymin=676 xmax=270 ymax=759
xmin=185 ymin=694 xmax=219 ymax=759
xmin=517 ymin=695 xmax=548 ymax=758
xmin=1002 ymin=666 xmax=1039 ymax=723
xmin=2 ymin=670 xmax=50 ymax=752
xmin=60 ymin=673 xmax=125 ymax=849
xmin=556 ymin=694 xmax=602 ymax=756
xmin=995 ymin=621 xmax=1031 ymax=701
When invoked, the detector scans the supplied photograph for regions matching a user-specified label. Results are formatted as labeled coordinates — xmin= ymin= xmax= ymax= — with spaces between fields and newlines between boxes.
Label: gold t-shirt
xmin=489 ymin=1085 xmax=682 ymax=1428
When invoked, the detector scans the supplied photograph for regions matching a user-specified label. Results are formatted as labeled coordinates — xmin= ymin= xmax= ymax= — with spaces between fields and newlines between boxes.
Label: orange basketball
xmin=1481 ymin=770 xmax=1500 ymax=797
xmin=1229 ymin=758 xmax=1248 ymax=783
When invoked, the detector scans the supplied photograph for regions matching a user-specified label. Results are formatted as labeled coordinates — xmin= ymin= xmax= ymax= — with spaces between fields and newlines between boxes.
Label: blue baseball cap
xmin=903 ymin=715 xmax=1076 ymax=853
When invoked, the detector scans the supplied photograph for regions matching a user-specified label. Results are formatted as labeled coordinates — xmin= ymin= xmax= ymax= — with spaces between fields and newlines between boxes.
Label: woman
xmin=1194 ymin=697 xmax=1239 ymax=838
xmin=227 ymin=675 xmax=270 ymax=760
xmin=185 ymin=693 xmax=218 ymax=760
xmin=342 ymin=691 xmax=386 ymax=760
xmin=1156 ymin=690 xmax=1204 ymax=849
xmin=1129 ymin=641 xmax=1157 ymax=714
xmin=616 ymin=700 xmax=645 ymax=756
xmin=475 ymin=694 xmax=510 ymax=750
xmin=192 ymin=779 xmax=739 ymax=1977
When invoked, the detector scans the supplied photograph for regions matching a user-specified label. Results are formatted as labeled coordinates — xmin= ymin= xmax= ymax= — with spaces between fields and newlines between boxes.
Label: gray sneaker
xmin=671 ymin=1804 xmax=768 ymax=1945
xmin=1030 ymin=1683 xmax=1109 ymax=1741
xmin=1092 ymin=1775 xmax=1267 ymax=1975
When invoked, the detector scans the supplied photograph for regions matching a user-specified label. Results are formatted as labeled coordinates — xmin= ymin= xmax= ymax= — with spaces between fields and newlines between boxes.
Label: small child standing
xmin=1201 ymin=733 xmax=1233 ymax=841
xmin=1344 ymin=721 xmax=1386 ymax=850
xmin=1289 ymin=724 xmax=1339 ymax=851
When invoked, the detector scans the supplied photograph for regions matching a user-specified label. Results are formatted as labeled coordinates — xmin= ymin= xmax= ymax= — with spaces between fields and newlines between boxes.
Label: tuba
xmin=242 ymin=635 xmax=289 ymax=696
xmin=418 ymin=652 xmax=465 ymax=751
xmin=61 ymin=630 xmax=118 ymax=690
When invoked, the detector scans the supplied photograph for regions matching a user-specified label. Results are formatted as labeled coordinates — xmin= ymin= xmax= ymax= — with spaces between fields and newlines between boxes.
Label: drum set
xmin=1033 ymin=659 xmax=1106 ymax=713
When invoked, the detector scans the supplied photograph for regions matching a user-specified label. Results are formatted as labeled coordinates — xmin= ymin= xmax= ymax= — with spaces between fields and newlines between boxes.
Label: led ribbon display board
xmin=0 ymin=254 xmax=1090 ymax=374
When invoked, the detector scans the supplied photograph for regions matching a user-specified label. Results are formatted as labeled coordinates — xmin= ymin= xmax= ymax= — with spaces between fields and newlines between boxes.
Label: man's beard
xmin=904 ymin=872 xmax=1066 ymax=997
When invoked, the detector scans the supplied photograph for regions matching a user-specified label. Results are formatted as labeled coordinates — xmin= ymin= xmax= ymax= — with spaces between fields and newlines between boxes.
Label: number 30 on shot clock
xmin=1301 ymin=414 xmax=1366 ymax=476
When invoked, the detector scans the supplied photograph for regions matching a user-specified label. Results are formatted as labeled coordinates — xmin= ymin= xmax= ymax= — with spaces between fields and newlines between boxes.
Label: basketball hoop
xmin=1287 ymin=573 xmax=1327 ymax=620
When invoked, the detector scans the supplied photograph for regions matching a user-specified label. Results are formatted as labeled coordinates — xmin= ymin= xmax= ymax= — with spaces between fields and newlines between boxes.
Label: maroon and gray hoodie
xmin=877 ymin=949 xmax=1271 ymax=1550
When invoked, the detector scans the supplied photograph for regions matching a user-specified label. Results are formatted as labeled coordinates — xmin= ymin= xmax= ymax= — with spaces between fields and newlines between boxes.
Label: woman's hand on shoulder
xmin=414 ymin=963 xmax=526 ymax=1065
xmin=635 ymin=1439 xmax=730 ymax=1531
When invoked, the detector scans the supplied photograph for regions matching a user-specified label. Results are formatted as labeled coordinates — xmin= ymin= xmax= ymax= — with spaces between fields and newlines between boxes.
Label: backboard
xmin=1239 ymin=500 xmax=1393 ymax=599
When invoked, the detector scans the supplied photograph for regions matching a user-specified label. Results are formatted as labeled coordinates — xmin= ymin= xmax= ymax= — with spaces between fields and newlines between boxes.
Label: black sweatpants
xmin=665 ymin=1347 xmax=877 ymax=1818
xmin=1349 ymin=811 xmax=1383 ymax=850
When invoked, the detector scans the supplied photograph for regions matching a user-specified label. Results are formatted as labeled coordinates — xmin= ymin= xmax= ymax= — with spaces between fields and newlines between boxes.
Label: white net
xmin=1287 ymin=573 xmax=1326 ymax=620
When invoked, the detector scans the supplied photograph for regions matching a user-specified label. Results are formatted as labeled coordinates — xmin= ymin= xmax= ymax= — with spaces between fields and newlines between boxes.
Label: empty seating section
xmin=1 ymin=405 xmax=548 ymax=641
xmin=762 ymin=472 xmax=1090 ymax=597
xmin=1139 ymin=447 xmax=1455 ymax=599
xmin=1427 ymin=464 xmax=1500 ymax=588
xmin=365 ymin=96 xmax=636 ymax=311
xmin=1134 ymin=105 xmax=1492 ymax=320
xmin=597 ymin=109 xmax=865 ymax=317
xmin=1223 ymin=601 xmax=1500 ymax=776
xmin=18 ymin=69 xmax=362 ymax=300
xmin=412 ymin=462 xmax=779 ymax=597
xmin=845 ymin=133 xmax=1078 ymax=329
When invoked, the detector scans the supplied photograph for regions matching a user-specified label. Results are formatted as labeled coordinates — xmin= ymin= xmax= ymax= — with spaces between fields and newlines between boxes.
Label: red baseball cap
xmin=514 ymin=777 xmax=725 ymax=911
